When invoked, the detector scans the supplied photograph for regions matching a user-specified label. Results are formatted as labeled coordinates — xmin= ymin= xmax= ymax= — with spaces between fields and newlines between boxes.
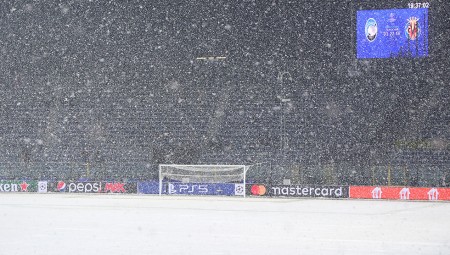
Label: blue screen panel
xmin=137 ymin=181 xmax=160 ymax=194
xmin=137 ymin=182 xmax=239 ymax=196
xmin=356 ymin=8 xmax=428 ymax=58
xmin=167 ymin=183 xmax=236 ymax=196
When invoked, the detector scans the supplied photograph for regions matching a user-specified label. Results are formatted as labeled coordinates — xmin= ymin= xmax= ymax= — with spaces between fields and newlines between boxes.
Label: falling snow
xmin=0 ymin=2 xmax=448 ymax=187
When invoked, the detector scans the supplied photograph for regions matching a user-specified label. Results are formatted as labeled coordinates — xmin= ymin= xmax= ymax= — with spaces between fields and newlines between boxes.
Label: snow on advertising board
xmin=248 ymin=184 xmax=349 ymax=198
xmin=349 ymin=186 xmax=450 ymax=201
xmin=49 ymin=181 xmax=137 ymax=193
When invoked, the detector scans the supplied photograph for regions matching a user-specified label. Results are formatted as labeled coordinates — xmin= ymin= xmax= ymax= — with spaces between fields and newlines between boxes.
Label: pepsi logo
xmin=57 ymin=181 xmax=66 ymax=192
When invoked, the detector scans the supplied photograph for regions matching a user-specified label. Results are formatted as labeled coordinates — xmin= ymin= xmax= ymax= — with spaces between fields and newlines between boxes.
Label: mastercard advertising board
xmin=247 ymin=184 xmax=349 ymax=198
xmin=349 ymin=186 xmax=450 ymax=201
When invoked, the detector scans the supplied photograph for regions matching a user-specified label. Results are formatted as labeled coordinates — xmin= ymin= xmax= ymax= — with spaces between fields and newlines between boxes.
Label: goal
xmin=158 ymin=164 xmax=248 ymax=196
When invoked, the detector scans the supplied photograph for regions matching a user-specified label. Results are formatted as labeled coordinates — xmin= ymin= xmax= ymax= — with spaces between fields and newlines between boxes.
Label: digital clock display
xmin=408 ymin=2 xmax=430 ymax=8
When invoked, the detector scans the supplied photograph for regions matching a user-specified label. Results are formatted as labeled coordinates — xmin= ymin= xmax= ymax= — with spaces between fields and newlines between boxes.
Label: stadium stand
xmin=0 ymin=1 xmax=448 ymax=186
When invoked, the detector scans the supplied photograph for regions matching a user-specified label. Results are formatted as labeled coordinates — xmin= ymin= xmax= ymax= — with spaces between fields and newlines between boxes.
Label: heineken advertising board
xmin=0 ymin=180 xmax=42 ymax=192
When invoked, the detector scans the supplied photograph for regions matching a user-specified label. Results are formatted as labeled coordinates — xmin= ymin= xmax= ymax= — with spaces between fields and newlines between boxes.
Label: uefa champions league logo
xmin=234 ymin=184 xmax=245 ymax=196
xmin=38 ymin=181 xmax=48 ymax=193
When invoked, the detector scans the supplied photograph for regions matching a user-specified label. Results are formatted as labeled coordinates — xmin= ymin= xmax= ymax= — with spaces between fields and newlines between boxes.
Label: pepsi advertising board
xmin=50 ymin=181 xmax=137 ymax=193
xmin=356 ymin=8 xmax=429 ymax=58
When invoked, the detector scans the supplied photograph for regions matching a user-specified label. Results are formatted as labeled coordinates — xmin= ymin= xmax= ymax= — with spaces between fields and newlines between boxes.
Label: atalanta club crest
xmin=405 ymin=17 xmax=420 ymax=40
xmin=365 ymin=18 xmax=377 ymax=42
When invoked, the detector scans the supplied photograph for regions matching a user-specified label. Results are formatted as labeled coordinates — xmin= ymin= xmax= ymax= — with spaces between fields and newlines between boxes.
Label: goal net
xmin=158 ymin=164 xmax=247 ymax=195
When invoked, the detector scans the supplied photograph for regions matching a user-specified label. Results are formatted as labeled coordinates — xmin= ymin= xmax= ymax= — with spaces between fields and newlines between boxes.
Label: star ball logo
xmin=38 ymin=181 xmax=48 ymax=193
xmin=251 ymin=185 xmax=266 ymax=196
xmin=234 ymin=184 xmax=244 ymax=195
xmin=388 ymin=12 xmax=396 ymax=23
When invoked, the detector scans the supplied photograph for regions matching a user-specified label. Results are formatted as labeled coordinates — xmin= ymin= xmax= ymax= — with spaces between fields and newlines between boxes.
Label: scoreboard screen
xmin=355 ymin=1 xmax=432 ymax=59
xmin=357 ymin=8 xmax=428 ymax=58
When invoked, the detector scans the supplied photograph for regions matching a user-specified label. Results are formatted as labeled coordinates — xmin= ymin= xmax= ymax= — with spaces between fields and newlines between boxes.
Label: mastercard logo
xmin=251 ymin=185 xmax=266 ymax=196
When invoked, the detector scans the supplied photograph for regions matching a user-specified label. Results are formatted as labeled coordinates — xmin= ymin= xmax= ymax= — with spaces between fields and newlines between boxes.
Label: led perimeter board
xmin=355 ymin=1 xmax=432 ymax=59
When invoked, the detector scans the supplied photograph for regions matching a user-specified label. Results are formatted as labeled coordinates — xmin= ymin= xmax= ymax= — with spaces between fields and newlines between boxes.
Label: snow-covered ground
xmin=1 ymin=193 xmax=449 ymax=255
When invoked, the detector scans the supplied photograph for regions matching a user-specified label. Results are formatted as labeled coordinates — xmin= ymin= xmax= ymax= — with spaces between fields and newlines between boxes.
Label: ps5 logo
xmin=168 ymin=183 xmax=176 ymax=194
xmin=168 ymin=183 xmax=209 ymax=194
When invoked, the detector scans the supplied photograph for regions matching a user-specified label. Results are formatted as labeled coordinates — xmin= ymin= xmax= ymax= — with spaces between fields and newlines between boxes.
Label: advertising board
xmin=103 ymin=182 xmax=137 ymax=193
xmin=0 ymin=180 xmax=38 ymax=192
xmin=247 ymin=184 xmax=349 ymax=198
xmin=50 ymin=181 xmax=137 ymax=193
xmin=349 ymin=186 xmax=450 ymax=201
xmin=138 ymin=182 xmax=245 ymax=196
xmin=166 ymin=183 xmax=238 ymax=196
xmin=137 ymin=181 xmax=160 ymax=194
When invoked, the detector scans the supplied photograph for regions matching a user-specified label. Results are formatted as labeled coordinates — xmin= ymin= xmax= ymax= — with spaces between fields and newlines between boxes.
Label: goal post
xmin=158 ymin=164 xmax=248 ymax=196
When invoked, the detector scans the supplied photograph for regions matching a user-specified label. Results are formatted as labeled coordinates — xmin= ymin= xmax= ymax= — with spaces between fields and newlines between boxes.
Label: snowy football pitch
xmin=1 ymin=194 xmax=449 ymax=255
